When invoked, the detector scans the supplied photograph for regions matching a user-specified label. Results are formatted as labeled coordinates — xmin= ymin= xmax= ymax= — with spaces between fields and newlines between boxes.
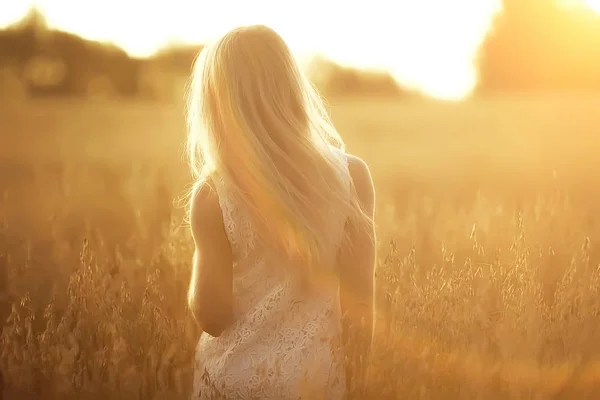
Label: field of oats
xmin=2 ymin=94 xmax=600 ymax=399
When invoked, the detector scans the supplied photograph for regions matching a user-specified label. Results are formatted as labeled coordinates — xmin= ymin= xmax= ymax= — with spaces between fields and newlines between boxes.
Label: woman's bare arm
xmin=187 ymin=178 xmax=234 ymax=337
xmin=338 ymin=154 xmax=376 ymax=358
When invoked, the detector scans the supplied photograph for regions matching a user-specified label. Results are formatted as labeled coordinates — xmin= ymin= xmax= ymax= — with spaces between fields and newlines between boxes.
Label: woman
xmin=186 ymin=24 xmax=376 ymax=399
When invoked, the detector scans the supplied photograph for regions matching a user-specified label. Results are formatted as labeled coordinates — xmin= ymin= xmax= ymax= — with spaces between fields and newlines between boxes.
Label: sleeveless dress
xmin=192 ymin=151 xmax=350 ymax=400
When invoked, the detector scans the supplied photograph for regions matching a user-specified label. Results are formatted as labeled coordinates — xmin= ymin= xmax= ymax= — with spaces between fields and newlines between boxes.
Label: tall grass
xmin=1 ymin=158 xmax=600 ymax=399
xmin=2 ymin=97 xmax=600 ymax=398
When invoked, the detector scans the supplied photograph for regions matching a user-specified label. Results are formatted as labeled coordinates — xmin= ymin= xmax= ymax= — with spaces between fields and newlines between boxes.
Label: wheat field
xmin=2 ymin=95 xmax=600 ymax=399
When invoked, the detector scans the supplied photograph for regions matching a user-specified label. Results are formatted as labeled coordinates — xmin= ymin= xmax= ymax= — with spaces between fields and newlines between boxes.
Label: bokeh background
xmin=2 ymin=1 xmax=600 ymax=399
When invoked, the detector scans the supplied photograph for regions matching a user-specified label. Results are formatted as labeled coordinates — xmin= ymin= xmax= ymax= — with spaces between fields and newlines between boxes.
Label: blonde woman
xmin=186 ymin=25 xmax=376 ymax=399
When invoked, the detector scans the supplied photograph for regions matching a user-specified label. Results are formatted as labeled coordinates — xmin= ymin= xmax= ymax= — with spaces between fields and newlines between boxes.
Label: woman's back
xmin=192 ymin=149 xmax=351 ymax=399
xmin=184 ymin=24 xmax=376 ymax=400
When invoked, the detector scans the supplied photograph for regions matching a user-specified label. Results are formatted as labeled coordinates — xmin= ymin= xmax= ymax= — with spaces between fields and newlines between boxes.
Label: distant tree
xmin=0 ymin=8 xmax=142 ymax=98
xmin=10 ymin=6 xmax=48 ymax=31
xmin=152 ymin=44 xmax=203 ymax=74
xmin=0 ymin=7 xmax=48 ymax=63
xmin=306 ymin=55 xmax=406 ymax=98
xmin=477 ymin=0 xmax=600 ymax=92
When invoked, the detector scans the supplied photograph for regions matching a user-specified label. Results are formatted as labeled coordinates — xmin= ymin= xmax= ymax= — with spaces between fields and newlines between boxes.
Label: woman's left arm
xmin=187 ymin=178 xmax=234 ymax=337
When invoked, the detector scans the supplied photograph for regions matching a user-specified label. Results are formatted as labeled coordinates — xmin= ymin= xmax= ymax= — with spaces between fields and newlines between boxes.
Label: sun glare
xmin=583 ymin=0 xmax=600 ymax=13
xmin=0 ymin=0 xmax=504 ymax=101
xmin=563 ymin=0 xmax=600 ymax=13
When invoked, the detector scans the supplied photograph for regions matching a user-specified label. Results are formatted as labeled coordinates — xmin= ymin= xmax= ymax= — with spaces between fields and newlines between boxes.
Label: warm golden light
xmin=562 ymin=0 xmax=600 ymax=13
xmin=3 ymin=1 xmax=600 ymax=399
xmin=0 ymin=0 xmax=503 ymax=101
xmin=582 ymin=0 xmax=600 ymax=13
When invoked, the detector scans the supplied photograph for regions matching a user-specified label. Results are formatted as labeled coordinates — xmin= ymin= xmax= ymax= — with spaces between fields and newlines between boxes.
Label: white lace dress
xmin=192 ymin=154 xmax=350 ymax=400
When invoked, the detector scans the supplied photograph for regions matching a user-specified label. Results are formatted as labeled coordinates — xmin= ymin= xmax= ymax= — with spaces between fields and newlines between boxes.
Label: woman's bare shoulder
xmin=346 ymin=154 xmax=371 ymax=177
xmin=189 ymin=176 xmax=222 ymax=240
xmin=345 ymin=153 xmax=375 ymax=212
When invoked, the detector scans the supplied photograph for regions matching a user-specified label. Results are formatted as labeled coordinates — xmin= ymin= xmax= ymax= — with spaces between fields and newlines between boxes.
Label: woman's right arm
xmin=338 ymin=154 xmax=376 ymax=388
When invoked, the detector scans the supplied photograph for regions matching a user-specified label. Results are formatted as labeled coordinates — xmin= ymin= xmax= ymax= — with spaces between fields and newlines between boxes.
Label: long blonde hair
xmin=186 ymin=25 xmax=370 ymax=277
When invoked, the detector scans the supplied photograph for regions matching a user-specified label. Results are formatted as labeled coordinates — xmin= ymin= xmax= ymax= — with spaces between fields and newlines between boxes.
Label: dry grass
xmin=2 ymin=95 xmax=600 ymax=399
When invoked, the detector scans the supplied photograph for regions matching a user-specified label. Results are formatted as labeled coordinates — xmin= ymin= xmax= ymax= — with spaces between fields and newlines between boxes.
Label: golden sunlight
xmin=562 ymin=0 xmax=600 ymax=13
xmin=582 ymin=0 xmax=600 ymax=13
xmin=0 ymin=0 xmax=502 ymax=100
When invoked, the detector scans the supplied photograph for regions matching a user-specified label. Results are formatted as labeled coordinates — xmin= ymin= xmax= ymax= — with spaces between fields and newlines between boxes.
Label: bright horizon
xmin=1 ymin=0 xmax=600 ymax=100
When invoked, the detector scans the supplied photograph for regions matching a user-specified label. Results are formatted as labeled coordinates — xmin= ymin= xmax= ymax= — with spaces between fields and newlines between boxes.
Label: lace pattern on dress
xmin=193 ymin=150 xmax=351 ymax=400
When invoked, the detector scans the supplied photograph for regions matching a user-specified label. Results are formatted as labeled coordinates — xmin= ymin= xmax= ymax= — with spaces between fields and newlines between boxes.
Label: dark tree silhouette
xmin=152 ymin=44 xmax=203 ymax=74
xmin=307 ymin=56 xmax=406 ymax=98
xmin=0 ymin=7 xmax=142 ymax=98
xmin=477 ymin=0 xmax=600 ymax=92
xmin=0 ymin=8 xmax=407 ymax=100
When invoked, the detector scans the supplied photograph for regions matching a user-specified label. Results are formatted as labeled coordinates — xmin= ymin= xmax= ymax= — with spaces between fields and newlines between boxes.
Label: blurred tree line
xmin=477 ymin=0 xmax=600 ymax=92
xmin=1 ymin=2 xmax=600 ymax=101
xmin=0 ymin=8 xmax=404 ymax=102
xmin=0 ymin=8 xmax=141 ymax=99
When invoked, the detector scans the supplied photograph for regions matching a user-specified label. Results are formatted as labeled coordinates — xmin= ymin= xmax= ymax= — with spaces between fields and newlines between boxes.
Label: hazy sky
xmin=1 ymin=0 xmax=599 ymax=100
